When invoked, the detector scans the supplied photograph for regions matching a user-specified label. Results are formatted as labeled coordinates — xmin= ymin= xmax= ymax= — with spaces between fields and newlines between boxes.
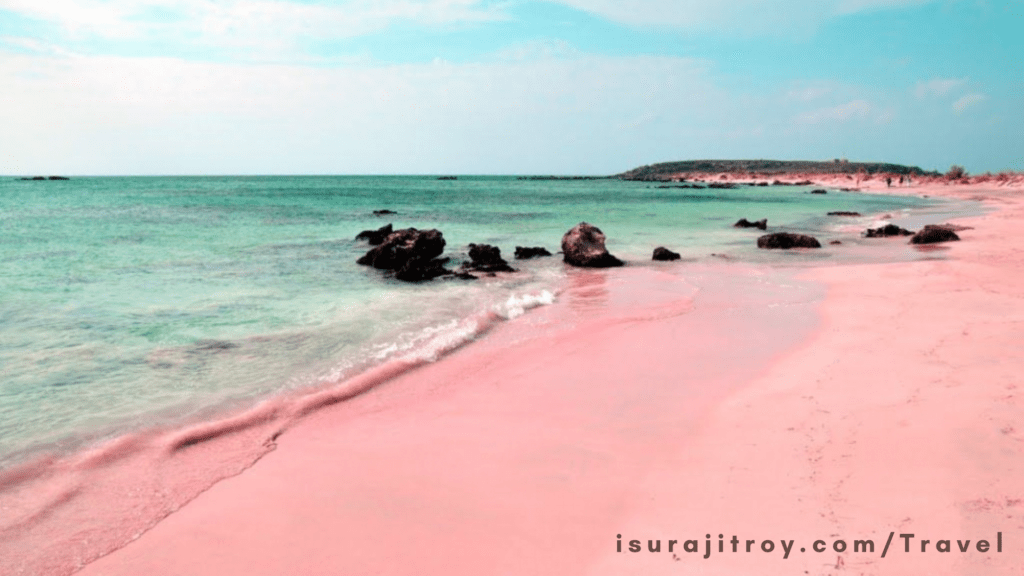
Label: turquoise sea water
xmin=0 ymin=176 xmax=943 ymax=467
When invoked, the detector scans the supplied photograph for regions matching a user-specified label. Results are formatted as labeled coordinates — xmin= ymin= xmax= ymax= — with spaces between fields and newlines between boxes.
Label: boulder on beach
xmin=652 ymin=247 xmax=681 ymax=261
xmin=514 ymin=246 xmax=552 ymax=259
xmin=357 ymin=228 xmax=452 ymax=282
xmin=827 ymin=211 xmax=861 ymax=217
xmin=355 ymin=223 xmax=393 ymax=245
xmin=864 ymin=224 xmax=914 ymax=238
xmin=757 ymin=232 xmax=822 ymax=249
xmin=561 ymin=222 xmax=624 ymax=268
xmin=462 ymin=244 xmax=516 ymax=273
xmin=910 ymin=225 xmax=961 ymax=244
xmin=734 ymin=218 xmax=767 ymax=230
xmin=830 ymin=240 xmax=843 ymax=245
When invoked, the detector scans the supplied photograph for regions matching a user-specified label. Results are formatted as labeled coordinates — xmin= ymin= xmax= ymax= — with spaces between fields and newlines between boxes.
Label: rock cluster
xmin=356 ymin=228 xmax=452 ymax=282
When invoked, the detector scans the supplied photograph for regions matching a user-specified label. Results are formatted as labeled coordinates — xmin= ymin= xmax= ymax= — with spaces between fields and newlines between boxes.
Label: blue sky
xmin=1 ymin=0 xmax=1020 ymax=175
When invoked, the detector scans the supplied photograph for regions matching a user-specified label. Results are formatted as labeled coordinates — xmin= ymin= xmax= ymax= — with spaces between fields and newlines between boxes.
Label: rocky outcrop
xmin=355 ymin=223 xmax=393 ymax=245
xmin=561 ymin=222 xmax=624 ymax=267
xmin=757 ymin=232 xmax=822 ymax=249
xmin=910 ymin=225 xmax=961 ymax=244
xmin=462 ymin=244 xmax=515 ymax=273
xmin=652 ymin=247 xmax=681 ymax=261
xmin=357 ymin=228 xmax=452 ymax=282
xmin=514 ymin=246 xmax=552 ymax=259
xmin=734 ymin=218 xmax=767 ymax=230
xmin=864 ymin=224 xmax=914 ymax=238
xmin=827 ymin=211 xmax=861 ymax=216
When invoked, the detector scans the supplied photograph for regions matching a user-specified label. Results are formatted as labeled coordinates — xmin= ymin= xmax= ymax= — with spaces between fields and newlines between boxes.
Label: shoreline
xmin=592 ymin=181 xmax=1024 ymax=575
xmin=75 ymin=261 xmax=826 ymax=576
xmin=78 ymin=179 xmax=1024 ymax=575
xmin=5 ymin=177 xmax=1018 ymax=574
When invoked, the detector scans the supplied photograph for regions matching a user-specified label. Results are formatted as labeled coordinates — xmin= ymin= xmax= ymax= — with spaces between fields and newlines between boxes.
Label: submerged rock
xmin=394 ymin=256 xmax=453 ymax=282
xmin=864 ymin=224 xmax=914 ymax=238
xmin=734 ymin=218 xmax=767 ymax=230
xmin=357 ymin=228 xmax=452 ymax=282
xmin=910 ymin=225 xmax=961 ymax=244
xmin=561 ymin=222 xmax=624 ymax=268
xmin=462 ymin=244 xmax=516 ymax=273
xmin=514 ymin=246 xmax=552 ymax=259
xmin=355 ymin=223 xmax=393 ymax=245
xmin=757 ymin=232 xmax=822 ymax=249
xmin=810 ymin=189 xmax=827 ymax=194
xmin=652 ymin=247 xmax=681 ymax=261
xmin=827 ymin=211 xmax=861 ymax=217
xmin=372 ymin=209 xmax=396 ymax=215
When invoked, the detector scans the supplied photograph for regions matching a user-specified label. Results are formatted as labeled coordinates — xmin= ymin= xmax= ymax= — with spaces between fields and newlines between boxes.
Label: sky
xmin=0 ymin=0 xmax=1021 ymax=175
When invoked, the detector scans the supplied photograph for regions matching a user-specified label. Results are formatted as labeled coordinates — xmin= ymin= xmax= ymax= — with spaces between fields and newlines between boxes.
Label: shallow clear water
xmin=0 ymin=175 xmax=942 ymax=466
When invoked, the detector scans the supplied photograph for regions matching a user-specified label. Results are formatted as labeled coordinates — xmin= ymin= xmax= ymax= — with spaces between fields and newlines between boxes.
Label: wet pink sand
xmin=80 ymin=182 xmax=1024 ymax=575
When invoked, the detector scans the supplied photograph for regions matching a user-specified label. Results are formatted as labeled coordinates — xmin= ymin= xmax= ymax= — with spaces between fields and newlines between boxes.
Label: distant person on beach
xmin=886 ymin=177 xmax=892 ymax=187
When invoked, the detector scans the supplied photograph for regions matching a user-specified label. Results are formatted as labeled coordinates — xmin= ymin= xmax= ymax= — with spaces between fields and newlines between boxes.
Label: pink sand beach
xmin=19 ymin=178 xmax=1024 ymax=575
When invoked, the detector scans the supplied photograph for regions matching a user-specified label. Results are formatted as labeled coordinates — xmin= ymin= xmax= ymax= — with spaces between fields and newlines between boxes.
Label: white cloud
xmin=543 ymin=0 xmax=937 ymax=32
xmin=952 ymin=92 xmax=986 ymax=113
xmin=796 ymin=99 xmax=871 ymax=124
xmin=0 ymin=50 xmax=730 ymax=174
xmin=0 ymin=0 xmax=508 ymax=59
xmin=787 ymin=84 xmax=833 ymax=102
xmin=914 ymin=77 xmax=967 ymax=98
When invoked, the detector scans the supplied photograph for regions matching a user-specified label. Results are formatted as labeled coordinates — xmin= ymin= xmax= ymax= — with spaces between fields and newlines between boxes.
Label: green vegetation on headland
xmin=617 ymin=159 xmax=935 ymax=181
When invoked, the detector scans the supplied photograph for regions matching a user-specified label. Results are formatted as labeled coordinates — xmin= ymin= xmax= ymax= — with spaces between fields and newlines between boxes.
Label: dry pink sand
xmin=79 ymin=182 xmax=1024 ymax=576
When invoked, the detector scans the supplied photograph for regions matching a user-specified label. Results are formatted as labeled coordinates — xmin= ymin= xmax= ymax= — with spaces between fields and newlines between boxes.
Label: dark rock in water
xmin=794 ymin=180 xmax=814 ymax=186
xmin=810 ymin=189 xmax=828 ymax=194
xmin=734 ymin=218 xmax=767 ymax=230
xmin=827 ymin=211 xmax=861 ymax=216
xmin=437 ymin=176 xmax=457 ymax=180
xmin=450 ymin=271 xmax=478 ymax=281
xmin=355 ymin=223 xmax=393 ymax=245
xmin=373 ymin=209 xmax=396 ymax=215
xmin=395 ymin=256 xmax=453 ymax=282
xmin=514 ymin=246 xmax=552 ymax=259
xmin=707 ymin=182 xmax=738 ymax=189
xmin=357 ymin=228 xmax=452 ymax=282
xmin=771 ymin=180 xmax=786 ymax=186
xmin=757 ymin=232 xmax=822 ymax=249
xmin=830 ymin=240 xmax=842 ymax=245
xmin=561 ymin=222 xmax=624 ymax=268
xmin=910 ymin=225 xmax=961 ymax=244
xmin=463 ymin=243 xmax=516 ymax=273
xmin=20 ymin=176 xmax=46 ymax=181
xmin=864 ymin=224 xmax=914 ymax=238
xmin=48 ymin=176 xmax=70 ymax=180
xmin=652 ymin=247 xmax=681 ymax=261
